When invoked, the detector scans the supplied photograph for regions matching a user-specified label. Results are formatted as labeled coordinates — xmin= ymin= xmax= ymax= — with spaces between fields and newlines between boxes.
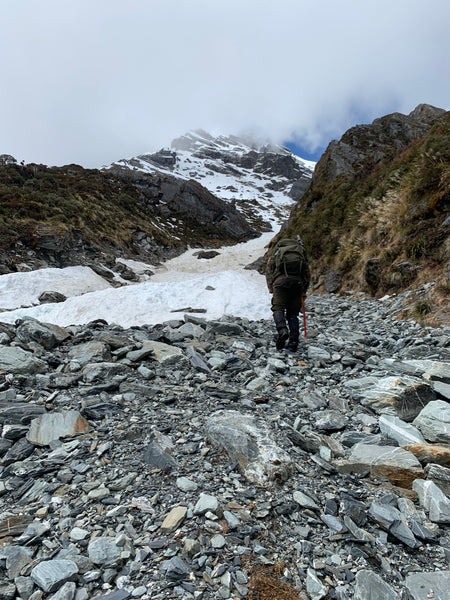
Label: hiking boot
xmin=276 ymin=327 xmax=289 ymax=350
xmin=273 ymin=312 xmax=289 ymax=350
xmin=287 ymin=317 xmax=299 ymax=352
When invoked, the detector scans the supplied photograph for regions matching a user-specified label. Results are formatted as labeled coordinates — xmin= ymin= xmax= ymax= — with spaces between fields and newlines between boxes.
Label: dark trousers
xmin=271 ymin=283 xmax=303 ymax=318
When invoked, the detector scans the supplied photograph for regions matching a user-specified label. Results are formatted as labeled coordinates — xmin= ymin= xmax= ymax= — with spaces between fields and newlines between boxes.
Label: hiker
xmin=266 ymin=236 xmax=310 ymax=351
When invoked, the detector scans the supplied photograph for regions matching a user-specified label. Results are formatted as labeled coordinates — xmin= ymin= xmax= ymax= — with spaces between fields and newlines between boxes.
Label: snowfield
xmin=0 ymin=234 xmax=274 ymax=327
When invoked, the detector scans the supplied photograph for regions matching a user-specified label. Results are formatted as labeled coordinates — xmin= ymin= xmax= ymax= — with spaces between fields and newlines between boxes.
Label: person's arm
xmin=266 ymin=257 xmax=274 ymax=293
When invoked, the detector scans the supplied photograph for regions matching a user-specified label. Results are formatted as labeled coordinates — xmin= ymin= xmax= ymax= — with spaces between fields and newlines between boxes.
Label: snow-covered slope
xmin=105 ymin=130 xmax=315 ymax=228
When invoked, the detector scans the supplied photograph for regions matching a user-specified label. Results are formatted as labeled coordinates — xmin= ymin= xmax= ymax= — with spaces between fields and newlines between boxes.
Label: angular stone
xmin=313 ymin=409 xmax=348 ymax=431
xmin=0 ymin=545 xmax=34 ymax=579
xmin=30 ymin=559 xmax=78 ymax=593
xmin=343 ymin=375 xmax=435 ymax=421
xmin=293 ymin=490 xmax=320 ymax=511
xmin=0 ymin=402 xmax=45 ymax=425
xmin=369 ymin=502 xmax=419 ymax=548
xmin=0 ymin=583 xmax=16 ymax=600
xmin=306 ymin=568 xmax=328 ymax=600
xmin=185 ymin=346 xmax=211 ymax=373
xmin=47 ymin=581 xmax=76 ymax=600
xmin=88 ymin=537 xmax=123 ymax=567
xmin=143 ymin=431 xmax=178 ymax=471
xmin=412 ymin=479 xmax=450 ymax=523
xmin=82 ymin=362 xmax=128 ymax=383
xmin=413 ymin=400 xmax=450 ymax=443
xmin=138 ymin=340 xmax=188 ymax=367
xmin=307 ymin=346 xmax=332 ymax=363
xmin=176 ymin=477 xmax=198 ymax=492
xmin=382 ymin=358 xmax=450 ymax=383
xmin=160 ymin=506 xmax=187 ymax=532
xmin=160 ymin=556 xmax=190 ymax=581
xmin=206 ymin=410 xmax=293 ymax=486
xmin=206 ymin=321 xmax=243 ymax=336
xmin=16 ymin=316 xmax=69 ymax=350
xmin=404 ymin=443 xmax=450 ymax=467
xmin=336 ymin=444 xmax=424 ymax=488
xmin=193 ymin=493 xmax=219 ymax=515
xmin=2 ymin=437 xmax=35 ymax=466
xmin=425 ymin=463 xmax=450 ymax=497
xmin=433 ymin=381 xmax=450 ymax=401
xmin=354 ymin=569 xmax=400 ymax=599
xmin=0 ymin=346 xmax=47 ymax=374
xmin=27 ymin=411 xmax=91 ymax=446
xmin=38 ymin=290 xmax=67 ymax=304
xmin=379 ymin=415 xmax=426 ymax=446
xmin=68 ymin=341 xmax=110 ymax=366
xmin=405 ymin=571 xmax=450 ymax=600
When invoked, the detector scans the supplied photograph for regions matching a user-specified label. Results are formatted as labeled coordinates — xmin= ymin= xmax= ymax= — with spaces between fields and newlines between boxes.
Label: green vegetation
xmin=277 ymin=113 xmax=450 ymax=294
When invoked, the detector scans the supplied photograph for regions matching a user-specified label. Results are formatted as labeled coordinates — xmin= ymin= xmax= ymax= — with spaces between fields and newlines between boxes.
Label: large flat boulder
xmin=0 ymin=346 xmax=47 ymax=375
xmin=335 ymin=443 xmax=424 ymax=488
xmin=343 ymin=375 xmax=435 ymax=421
xmin=413 ymin=400 xmax=450 ymax=443
xmin=206 ymin=410 xmax=293 ymax=486
xmin=27 ymin=410 xmax=91 ymax=446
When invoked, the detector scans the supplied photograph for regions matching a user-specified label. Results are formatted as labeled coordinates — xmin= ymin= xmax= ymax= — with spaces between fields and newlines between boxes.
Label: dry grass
xmin=245 ymin=560 xmax=306 ymax=600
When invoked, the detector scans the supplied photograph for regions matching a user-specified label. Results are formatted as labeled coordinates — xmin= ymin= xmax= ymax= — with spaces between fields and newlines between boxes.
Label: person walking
xmin=266 ymin=237 xmax=310 ymax=351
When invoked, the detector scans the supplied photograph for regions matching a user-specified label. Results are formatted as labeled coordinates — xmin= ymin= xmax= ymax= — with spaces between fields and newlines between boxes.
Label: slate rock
xmin=2 ymin=437 xmax=35 ymax=466
xmin=47 ymin=581 xmax=76 ymax=600
xmin=139 ymin=340 xmax=188 ymax=367
xmin=425 ymin=463 xmax=450 ymax=497
xmin=206 ymin=410 xmax=293 ymax=486
xmin=413 ymin=400 xmax=450 ymax=443
xmin=30 ymin=559 xmax=79 ymax=593
xmin=344 ymin=375 xmax=435 ymax=421
xmin=404 ymin=443 xmax=450 ymax=467
xmin=412 ymin=479 xmax=450 ymax=523
xmin=143 ymin=431 xmax=178 ymax=471
xmin=27 ymin=411 xmax=91 ymax=446
xmin=38 ymin=290 xmax=68 ymax=304
xmin=405 ymin=570 xmax=450 ymax=600
xmin=16 ymin=316 xmax=69 ymax=350
xmin=68 ymin=341 xmax=110 ymax=366
xmin=379 ymin=414 xmax=426 ymax=446
xmin=354 ymin=569 xmax=400 ymax=599
xmin=160 ymin=556 xmax=190 ymax=581
xmin=0 ymin=346 xmax=47 ymax=374
xmin=88 ymin=537 xmax=123 ymax=567
xmin=336 ymin=443 xmax=424 ymax=488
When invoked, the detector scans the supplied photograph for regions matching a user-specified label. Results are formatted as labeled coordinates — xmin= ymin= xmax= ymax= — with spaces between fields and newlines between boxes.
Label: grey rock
xmin=27 ymin=411 xmax=91 ymax=446
xmin=0 ymin=345 xmax=47 ymax=374
xmin=369 ymin=502 xmax=419 ymax=548
xmin=293 ymin=490 xmax=320 ymax=511
xmin=160 ymin=556 xmax=190 ymax=581
xmin=68 ymin=341 xmax=110 ymax=366
xmin=206 ymin=410 xmax=293 ymax=486
xmin=313 ymin=409 xmax=348 ymax=431
xmin=139 ymin=340 xmax=188 ymax=367
xmin=193 ymin=493 xmax=219 ymax=515
xmin=381 ymin=358 xmax=450 ymax=383
xmin=344 ymin=375 xmax=435 ymax=421
xmin=0 ymin=545 xmax=34 ymax=579
xmin=379 ymin=414 xmax=426 ymax=446
xmin=2 ymin=437 xmax=35 ymax=466
xmin=16 ymin=316 xmax=69 ymax=349
xmin=434 ymin=381 xmax=450 ymax=401
xmin=412 ymin=479 xmax=450 ymax=523
xmin=307 ymin=346 xmax=332 ymax=363
xmin=206 ymin=321 xmax=243 ymax=336
xmin=88 ymin=537 xmax=123 ymax=567
xmin=336 ymin=443 xmax=424 ymax=488
xmin=354 ymin=569 xmax=400 ymax=599
xmin=176 ymin=476 xmax=198 ymax=492
xmin=47 ymin=582 xmax=77 ymax=600
xmin=38 ymin=290 xmax=68 ymax=304
xmin=143 ymin=431 xmax=178 ymax=471
xmin=30 ymin=560 xmax=79 ymax=593
xmin=425 ymin=463 xmax=450 ymax=497
xmin=324 ymin=269 xmax=341 ymax=293
xmin=306 ymin=567 xmax=328 ymax=599
xmin=405 ymin=570 xmax=450 ymax=600
xmin=0 ymin=583 xmax=16 ymax=600
xmin=413 ymin=400 xmax=450 ymax=443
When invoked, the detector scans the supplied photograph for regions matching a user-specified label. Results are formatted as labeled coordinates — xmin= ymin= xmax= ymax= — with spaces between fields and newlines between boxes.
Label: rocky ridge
xmin=0 ymin=292 xmax=449 ymax=599
xmin=105 ymin=130 xmax=315 ymax=229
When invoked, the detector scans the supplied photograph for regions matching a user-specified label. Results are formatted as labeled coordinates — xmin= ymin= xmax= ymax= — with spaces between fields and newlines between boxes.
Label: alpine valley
xmin=0 ymin=105 xmax=449 ymax=600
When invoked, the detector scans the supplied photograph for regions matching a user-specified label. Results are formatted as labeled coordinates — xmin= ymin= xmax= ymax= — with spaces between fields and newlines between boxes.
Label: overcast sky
xmin=1 ymin=0 xmax=449 ymax=167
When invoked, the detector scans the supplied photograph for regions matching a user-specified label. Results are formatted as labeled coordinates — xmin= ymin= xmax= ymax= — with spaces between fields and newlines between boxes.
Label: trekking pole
xmin=301 ymin=295 xmax=307 ymax=339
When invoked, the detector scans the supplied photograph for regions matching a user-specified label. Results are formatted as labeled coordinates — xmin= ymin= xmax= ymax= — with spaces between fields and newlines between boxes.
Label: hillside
xmin=0 ymin=159 xmax=257 ymax=274
xmin=273 ymin=105 xmax=450 ymax=324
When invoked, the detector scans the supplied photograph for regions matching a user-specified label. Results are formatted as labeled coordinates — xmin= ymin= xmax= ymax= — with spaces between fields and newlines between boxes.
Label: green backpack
xmin=273 ymin=238 xmax=306 ymax=278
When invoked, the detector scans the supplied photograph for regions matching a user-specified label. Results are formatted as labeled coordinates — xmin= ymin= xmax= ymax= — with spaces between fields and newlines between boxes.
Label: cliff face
xmin=275 ymin=104 xmax=450 ymax=322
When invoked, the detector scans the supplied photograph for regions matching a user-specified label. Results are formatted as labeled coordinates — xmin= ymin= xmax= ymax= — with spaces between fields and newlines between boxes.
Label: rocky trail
xmin=0 ymin=292 xmax=449 ymax=600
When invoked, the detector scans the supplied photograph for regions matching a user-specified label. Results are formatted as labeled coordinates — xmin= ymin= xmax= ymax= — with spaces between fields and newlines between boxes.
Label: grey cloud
xmin=1 ymin=0 xmax=449 ymax=166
